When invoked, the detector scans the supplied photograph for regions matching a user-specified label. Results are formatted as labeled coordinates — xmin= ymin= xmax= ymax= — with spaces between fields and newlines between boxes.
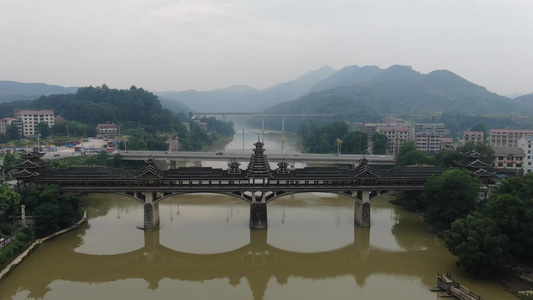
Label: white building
xmin=96 ymin=123 xmax=118 ymax=139
xmin=0 ymin=117 xmax=18 ymax=134
xmin=379 ymin=126 xmax=410 ymax=155
xmin=490 ymin=129 xmax=533 ymax=148
xmin=518 ymin=136 xmax=533 ymax=174
xmin=413 ymin=123 xmax=449 ymax=137
xmin=462 ymin=131 xmax=484 ymax=144
xmin=14 ymin=110 xmax=55 ymax=137
xmin=493 ymin=147 xmax=525 ymax=172
xmin=415 ymin=131 xmax=442 ymax=153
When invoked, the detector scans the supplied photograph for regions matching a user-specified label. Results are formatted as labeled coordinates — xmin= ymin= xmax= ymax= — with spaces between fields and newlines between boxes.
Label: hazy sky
xmin=1 ymin=0 xmax=532 ymax=96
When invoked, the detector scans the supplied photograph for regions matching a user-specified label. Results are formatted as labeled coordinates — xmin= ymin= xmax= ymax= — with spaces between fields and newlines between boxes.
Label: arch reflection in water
xmin=0 ymin=195 xmax=518 ymax=300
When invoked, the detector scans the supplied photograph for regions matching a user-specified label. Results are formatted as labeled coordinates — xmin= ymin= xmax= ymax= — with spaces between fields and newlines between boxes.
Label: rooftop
xmin=493 ymin=147 xmax=525 ymax=156
xmin=490 ymin=129 xmax=533 ymax=133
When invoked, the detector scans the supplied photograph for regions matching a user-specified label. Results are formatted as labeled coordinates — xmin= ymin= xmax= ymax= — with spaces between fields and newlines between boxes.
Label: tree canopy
xmin=442 ymin=173 xmax=533 ymax=274
xmin=18 ymin=185 xmax=83 ymax=238
xmin=371 ymin=132 xmax=388 ymax=155
xmin=394 ymin=142 xmax=433 ymax=167
xmin=444 ymin=214 xmax=509 ymax=276
xmin=0 ymin=183 xmax=21 ymax=216
xmin=423 ymin=169 xmax=480 ymax=230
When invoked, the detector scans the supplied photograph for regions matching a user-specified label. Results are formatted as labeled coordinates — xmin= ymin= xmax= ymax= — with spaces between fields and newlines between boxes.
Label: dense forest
xmin=0 ymin=85 xmax=234 ymax=151
xmin=298 ymin=120 xmax=388 ymax=154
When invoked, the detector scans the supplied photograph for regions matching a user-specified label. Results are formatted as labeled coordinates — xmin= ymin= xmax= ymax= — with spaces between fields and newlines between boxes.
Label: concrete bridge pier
xmin=250 ymin=202 xmax=268 ymax=230
xmin=165 ymin=159 xmax=177 ymax=169
xmin=143 ymin=192 xmax=160 ymax=231
xmin=354 ymin=191 xmax=371 ymax=227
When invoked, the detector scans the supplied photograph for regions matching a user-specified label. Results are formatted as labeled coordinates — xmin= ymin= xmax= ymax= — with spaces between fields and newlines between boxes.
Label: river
xmin=0 ymin=129 xmax=519 ymax=299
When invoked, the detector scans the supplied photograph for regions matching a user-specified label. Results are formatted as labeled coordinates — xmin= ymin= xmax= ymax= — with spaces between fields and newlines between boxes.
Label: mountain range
xmin=0 ymin=81 xmax=78 ymax=102
xmin=158 ymin=65 xmax=533 ymax=116
xmin=2 ymin=65 xmax=533 ymax=116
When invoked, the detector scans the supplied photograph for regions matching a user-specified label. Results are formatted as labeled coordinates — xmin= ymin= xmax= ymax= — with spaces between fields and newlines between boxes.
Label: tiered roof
xmin=12 ymin=151 xmax=49 ymax=181
xmin=246 ymin=140 xmax=271 ymax=178
xmin=276 ymin=161 xmax=290 ymax=174
xmin=228 ymin=161 xmax=242 ymax=174
xmin=354 ymin=158 xmax=379 ymax=179
xmin=135 ymin=158 xmax=162 ymax=179
xmin=454 ymin=148 xmax=496 ymax=177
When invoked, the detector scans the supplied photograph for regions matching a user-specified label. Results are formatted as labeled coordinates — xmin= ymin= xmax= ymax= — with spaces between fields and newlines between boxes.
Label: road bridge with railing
xmin=116 ymin=150 xmax=395 ymax=166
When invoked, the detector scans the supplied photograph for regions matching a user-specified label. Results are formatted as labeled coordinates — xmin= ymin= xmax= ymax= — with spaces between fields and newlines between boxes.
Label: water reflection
xmin=0 ymin=195 xmax=518 ymax=300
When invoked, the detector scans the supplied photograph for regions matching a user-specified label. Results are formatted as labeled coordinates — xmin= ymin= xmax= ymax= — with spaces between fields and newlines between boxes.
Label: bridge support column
xmin=169 ymin=160 xmax=177 ymax=169
xmin=144 ymin=192 xmax=160 ymax=231
xmin=354 ymin=191 xmax=371 ymax=227
xmin=250 ymin=202 xmax=268 ymax=230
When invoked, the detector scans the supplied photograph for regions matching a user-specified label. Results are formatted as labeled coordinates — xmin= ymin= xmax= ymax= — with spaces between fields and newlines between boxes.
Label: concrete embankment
xmin=0 ymin=212 xmax=87 ymax=280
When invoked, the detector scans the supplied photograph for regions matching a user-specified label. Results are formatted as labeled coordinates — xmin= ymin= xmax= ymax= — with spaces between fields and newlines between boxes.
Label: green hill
xmin=266 ymin=65 xmax=526 ymax=116
xmin=0 ymin=81 xmax=77 ymax=102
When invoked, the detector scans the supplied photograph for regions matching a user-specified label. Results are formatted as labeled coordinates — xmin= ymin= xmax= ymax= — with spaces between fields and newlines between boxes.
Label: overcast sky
xmin=1 ymin=0 xmax=532 ymax=96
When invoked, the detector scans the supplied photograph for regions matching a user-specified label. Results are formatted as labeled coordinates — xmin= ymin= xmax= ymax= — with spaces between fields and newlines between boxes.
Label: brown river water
xmin=0 ymin=193 xmax=518 ymax=300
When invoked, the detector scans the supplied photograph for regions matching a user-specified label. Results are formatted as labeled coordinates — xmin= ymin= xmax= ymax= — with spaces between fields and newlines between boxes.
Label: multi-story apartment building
xmin=441 ymin=138 xmax=454 ymax=150
xmin=14 ymin=110 xmax=55 ymax=137
xmin=518 ymin=136 xmax=533 ymax=173
xmin=489 ymin=129 xmax=533 ymax=148
xmin=354 ymin=121 xmax=413 ymax=141
xmin=462 ymin=131 xmax=484 ymax=144
xmin=493 ymin=147 xmax=524 ymax=172
xmin=96 ymin=123 xmax=118 ymax=139
xmin=413 ymin=123 xmax=449 ymax=137
xmin=415 ymin=131 xmax=442 ymax=153
xmin=379 ymin=126 xmax=410 ymax=155
xmin=0 ymin=117 xmax=18 ymax=134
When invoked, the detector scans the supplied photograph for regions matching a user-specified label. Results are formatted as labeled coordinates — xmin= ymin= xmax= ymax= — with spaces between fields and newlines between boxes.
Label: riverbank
xmin=499 ymin=261 xmax=533 ymax=299
xmin=0 ymin=212 xmax=87 ymax=281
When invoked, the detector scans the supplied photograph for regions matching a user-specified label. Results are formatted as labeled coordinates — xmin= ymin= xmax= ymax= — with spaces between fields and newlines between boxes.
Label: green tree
xmin=302 ymin=121 xmax=349 ymax=153
xmin=391 ymin=190 xmax=426 ymax=212
xmin=51 ymin=123 xmax=68 ymax=136
xmin=493 ymin=172 xmax=533 ymax=201
xmin=19 ymin=185 xmax=83 ymax=238
xmin=371 ymin=132 xmax=388 ymax=155
xmin=66 ymin=121 xmax=88 ymax=138
xmin=394 ymin=142 xmax=432 ymax=167
xmin=423 ymin=169 xmax=480 ymax=230
xmin=483 ymin=194 xmax=533 ymax=260
xmin=36 ymin=122 xmax=51 ymax=138
xmin=342 ymin=131 xmax=367 ymax=154
xmin=2 ymin=152 xmax=23 ymax=173
xmin=0 ymin=183 xmax=21 ymax=216
xmin=33 ymin=202 xmax=61 ymax=237
xmin=444 ymin=214 xmax=509 ymax=275
xmin=6 ymin=124 xmax=19 ymax=141
xmin=433 ymin=148 xmax=462 ymax=167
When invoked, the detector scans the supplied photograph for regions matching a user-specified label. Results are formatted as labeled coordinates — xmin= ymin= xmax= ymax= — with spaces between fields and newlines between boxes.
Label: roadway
xmin=116 ymin=150 xmax=395 ymax=165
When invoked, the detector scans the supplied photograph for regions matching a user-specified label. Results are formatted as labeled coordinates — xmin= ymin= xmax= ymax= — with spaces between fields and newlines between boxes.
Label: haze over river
xmin=0 ymin=129 xmax=518 ymax=299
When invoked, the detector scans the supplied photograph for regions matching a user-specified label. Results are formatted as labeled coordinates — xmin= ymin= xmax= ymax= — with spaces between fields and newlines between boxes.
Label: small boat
xmin=430 ymin=273 xmax=485 ymax=300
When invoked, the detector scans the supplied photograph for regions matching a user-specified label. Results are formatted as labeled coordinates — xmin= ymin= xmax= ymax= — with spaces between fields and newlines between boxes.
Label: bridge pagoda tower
xmin=246 ymin=139 xmax=272 ymax=230
xmin=135 ymin=158 xmax=162 ymax=230
xmin=11 ymin=151 xmax=48 ymax=187
xmin=353 ymin=158 xmax=376 ymax=227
